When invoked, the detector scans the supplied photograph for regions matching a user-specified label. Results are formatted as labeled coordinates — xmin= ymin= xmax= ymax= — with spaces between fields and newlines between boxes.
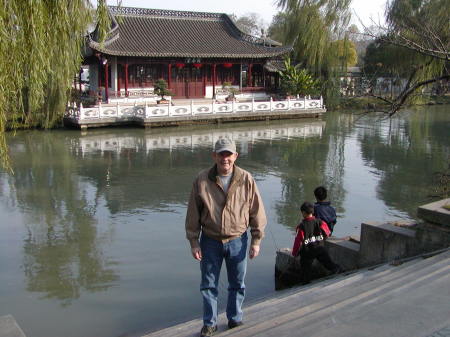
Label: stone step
xmin=142 ymin=250 xmax=450 ymax=337
xmin=216 ymin=248 xmax=450 ymax=336
xmin=417 ymin=198 xmax=450 ymax=226
xmin=255 ymin=257 xmax=450 ymax=336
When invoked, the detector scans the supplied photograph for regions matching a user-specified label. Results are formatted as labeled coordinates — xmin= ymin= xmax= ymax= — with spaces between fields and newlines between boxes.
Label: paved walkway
xmin=142 ymin=250 xmax=450 ymax=337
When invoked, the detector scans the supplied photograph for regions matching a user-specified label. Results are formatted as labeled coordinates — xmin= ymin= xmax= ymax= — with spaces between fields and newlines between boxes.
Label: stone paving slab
xmin=0 ymin=316 xmax=26 ymax=337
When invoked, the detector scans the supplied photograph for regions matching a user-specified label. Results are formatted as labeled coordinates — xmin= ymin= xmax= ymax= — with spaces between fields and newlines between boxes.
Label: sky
xmin=106 ymin=0 xmax=387 ymax=29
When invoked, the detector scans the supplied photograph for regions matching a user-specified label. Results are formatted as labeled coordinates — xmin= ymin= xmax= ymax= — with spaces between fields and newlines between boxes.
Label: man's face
xmin=213 ymin=151 xmax=238 ymax=175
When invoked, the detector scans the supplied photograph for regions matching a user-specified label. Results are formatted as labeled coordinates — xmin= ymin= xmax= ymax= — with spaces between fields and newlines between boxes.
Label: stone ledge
xmin=418 ymin=198 xmax=450 ymax=227
xmin=325 ymin=238 xmax=360 ymax=271
xmin=359 ymin=222 xmax=417 ymax=267
xmin=0 ymin=315 xmax=26 ymax=337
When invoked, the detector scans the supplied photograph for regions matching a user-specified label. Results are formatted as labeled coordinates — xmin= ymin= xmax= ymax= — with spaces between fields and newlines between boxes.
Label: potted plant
xmin=153 ymin=79 xmax=173 ymax=104
xmin=222 ymin=81 xmax=240 ymax=101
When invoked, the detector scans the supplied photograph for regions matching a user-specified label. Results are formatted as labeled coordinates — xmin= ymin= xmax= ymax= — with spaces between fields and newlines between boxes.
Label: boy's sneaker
xmin=200 ymin=325 xmax=217 ymax=337
xmin=228 ymin=320 xmax=244 ymax=329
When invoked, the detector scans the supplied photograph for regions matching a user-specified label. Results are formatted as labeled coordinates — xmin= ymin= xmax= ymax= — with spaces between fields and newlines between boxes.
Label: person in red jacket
xmin=292 ymin=201 xmax=341 ymax=284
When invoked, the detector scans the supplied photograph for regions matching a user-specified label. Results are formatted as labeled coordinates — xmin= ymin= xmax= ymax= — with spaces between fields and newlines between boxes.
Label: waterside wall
xmin=276 ymin=198 xmax=450 ymax=288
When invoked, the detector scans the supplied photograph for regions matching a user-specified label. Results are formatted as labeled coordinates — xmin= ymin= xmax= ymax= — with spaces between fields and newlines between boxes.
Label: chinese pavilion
xmin=83 ymin=6 xmax=291 ymax=100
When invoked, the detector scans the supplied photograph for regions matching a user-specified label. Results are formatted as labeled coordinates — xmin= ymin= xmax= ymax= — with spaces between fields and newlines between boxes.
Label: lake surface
xmin=0 ymin=106 xmax=448 ymax=337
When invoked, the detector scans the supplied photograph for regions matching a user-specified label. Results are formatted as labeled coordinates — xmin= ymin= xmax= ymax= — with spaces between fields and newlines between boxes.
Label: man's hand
xmin=249 ymin=245 xmax=260 ymax=259
xmin=191 ymin=247 xmax=202 ymax=261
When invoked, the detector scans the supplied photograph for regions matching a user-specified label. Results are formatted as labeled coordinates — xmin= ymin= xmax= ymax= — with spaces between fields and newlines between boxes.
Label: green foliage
xmin=330 ymin=39 xmax=358 ymax=67
xmin=274 ymin=0 xmax=352 ymax=74
xmin=0 ymin=1 xmax=110 ymax=170
xmin=267 ymin=11 xmax=289 ymax=43
xmin=222 ymin=82 xmax=240 ymax=98
xmin=363 ymin=0 xmax=449 ymax=114
xmin=279 ymin=58 xmax=319 ymax=96
xmin=271 ymin=0 xmax=352 ymax=107
xmin=385 ymin=0 xmax=449 ymax=61
xmin=153 ymin=79 xmax=173 ymax=99
xmin=363 ymin=39 xmax=418 ymax=77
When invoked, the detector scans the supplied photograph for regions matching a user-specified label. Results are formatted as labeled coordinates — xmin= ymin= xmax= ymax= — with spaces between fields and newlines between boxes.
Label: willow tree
xmin=0 ymin=0 xmax=111 ymax=170
xmin=272 ymin=0 xmax=352 ymax=104
xmin=363 ymin=0 xmax=449 ymax=115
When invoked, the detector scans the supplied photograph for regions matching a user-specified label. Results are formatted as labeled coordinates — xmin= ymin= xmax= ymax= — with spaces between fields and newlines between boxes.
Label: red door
xmin=171 ymin=66 xmax=204 ymax=98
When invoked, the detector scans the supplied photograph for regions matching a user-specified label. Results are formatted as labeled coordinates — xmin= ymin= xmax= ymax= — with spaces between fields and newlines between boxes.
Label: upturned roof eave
xmin=88 ymin=42 xmax=292 ymax=59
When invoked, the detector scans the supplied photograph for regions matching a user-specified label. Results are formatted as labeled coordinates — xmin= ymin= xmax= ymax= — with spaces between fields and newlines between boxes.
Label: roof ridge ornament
xmin=108 ymin=6 xmax=223 ymax=19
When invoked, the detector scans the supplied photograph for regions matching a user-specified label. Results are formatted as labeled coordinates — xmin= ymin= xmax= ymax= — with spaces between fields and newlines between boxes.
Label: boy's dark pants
xmin=300 ymin=245 xmax=338 ymax=284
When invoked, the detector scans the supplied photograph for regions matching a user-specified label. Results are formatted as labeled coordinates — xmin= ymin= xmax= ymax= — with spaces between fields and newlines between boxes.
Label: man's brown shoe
xmin=200 ymin=325 xmax=217 ymax=337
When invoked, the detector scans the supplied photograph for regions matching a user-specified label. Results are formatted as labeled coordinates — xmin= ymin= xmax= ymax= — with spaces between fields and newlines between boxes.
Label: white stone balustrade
xmin=66 ymin=97 xmax=324 ymax=121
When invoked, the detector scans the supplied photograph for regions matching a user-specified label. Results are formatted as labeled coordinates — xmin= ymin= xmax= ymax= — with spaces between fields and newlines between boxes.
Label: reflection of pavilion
xmin=75 ymin=120 xmax=325 ymax=155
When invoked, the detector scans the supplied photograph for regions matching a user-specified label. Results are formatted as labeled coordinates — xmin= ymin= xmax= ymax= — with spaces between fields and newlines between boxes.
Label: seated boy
xmin=292 ymin=202 xmax=341 ymax=284
xmin=313 ymin=186 xmax=337 ymax=234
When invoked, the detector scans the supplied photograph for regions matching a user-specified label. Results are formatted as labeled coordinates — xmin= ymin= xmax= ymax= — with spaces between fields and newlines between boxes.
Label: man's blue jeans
xmin=200 ymin=231 xmax=248 ymax=327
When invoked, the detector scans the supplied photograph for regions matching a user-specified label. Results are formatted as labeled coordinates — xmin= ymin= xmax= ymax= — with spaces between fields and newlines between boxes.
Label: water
xmin=0 ymin=106 xmax=448 ymax=337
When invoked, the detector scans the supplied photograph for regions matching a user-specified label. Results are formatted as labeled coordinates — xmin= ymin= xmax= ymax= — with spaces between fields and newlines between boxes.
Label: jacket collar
xmin=208 ymin=164 xmax=244 ymax=184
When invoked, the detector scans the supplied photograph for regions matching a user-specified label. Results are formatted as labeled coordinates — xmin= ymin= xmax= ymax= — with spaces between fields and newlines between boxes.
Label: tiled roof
xmin=88 ymin=6 xmax=291 ymax=59
xmin=264 ymin=59 xmax=286 ymax=72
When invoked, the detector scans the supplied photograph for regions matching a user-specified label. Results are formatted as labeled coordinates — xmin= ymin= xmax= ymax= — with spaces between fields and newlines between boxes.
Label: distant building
xmin=83 ymin=6 xmax=291 ymax=101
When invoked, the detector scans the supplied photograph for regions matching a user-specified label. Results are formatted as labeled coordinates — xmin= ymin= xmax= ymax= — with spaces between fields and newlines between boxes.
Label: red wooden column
xmin=212 ymin=63 xmax=217 ymax=98
xmin=124 ymin=63 xmax=129 ymax=97
xmin=117 ymin=64 xmax=121 ymax=96
xmin=168 ymin=63 xmax=172 ymax=89
xmin=248 ymin=63 xmax=253 ymax=87
xmin=104 ymin=62 xmax=109 ymax=101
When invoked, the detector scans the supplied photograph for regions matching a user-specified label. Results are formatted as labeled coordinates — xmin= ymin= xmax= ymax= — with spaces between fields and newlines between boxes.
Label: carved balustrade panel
xmin=134 ymin=106 xmax=146 ymax=118
xmin=146 ymin=106 xmax=169 ymax=118
xmin=272 ymin=101 xmax=289 ymax=110
xmin=118 ymin=107 xmax=135 ymax=118
xmin=289 ymin=101 xmax=305 ymax=110
xmin=171 ymin=105 xmax=191 ymax=117
xmin=307 ymin=100 xmax=321 ymax=108
xmin=214 ymin=103 xmax=233 ymax=114
xmin=234 ymin=103 xmax=252 ymax=113
xmin=81 ymin=108 xmax=100 ymax=119
xmin=193 ymin=105 xmax=213 ymax=115
xmin=100 ymin=107 xmax=118 ymax=118
xmin=254 ymin=102 xmax=270 ymax=111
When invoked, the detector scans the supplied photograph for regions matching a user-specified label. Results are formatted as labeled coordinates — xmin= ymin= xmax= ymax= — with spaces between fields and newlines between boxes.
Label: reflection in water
xmin=3 ymin=132 xmax=118 ymax=306
xmin=357 ymin=108 xmax=450 ymax=216
xmin=2 ymin=120 xmax=325 ymax=306
xmin=69 ymin=121 xmax=326 ymax=215
xmin=0 ymin=108 xmax=448 ymax=337
xmin=74 ymin=121 xmax=325 ymax=155
xmin=269 ymin=114 xmax=354 ymax=229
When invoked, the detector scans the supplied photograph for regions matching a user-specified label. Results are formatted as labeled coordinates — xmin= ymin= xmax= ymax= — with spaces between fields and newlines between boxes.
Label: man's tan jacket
xmin=185 ymin=165 xmax=267 ymax=249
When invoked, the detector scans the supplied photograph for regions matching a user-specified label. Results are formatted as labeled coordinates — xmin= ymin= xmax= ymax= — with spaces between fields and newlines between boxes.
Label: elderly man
xmin=185 ymin=138 xmax=267 ymax=337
